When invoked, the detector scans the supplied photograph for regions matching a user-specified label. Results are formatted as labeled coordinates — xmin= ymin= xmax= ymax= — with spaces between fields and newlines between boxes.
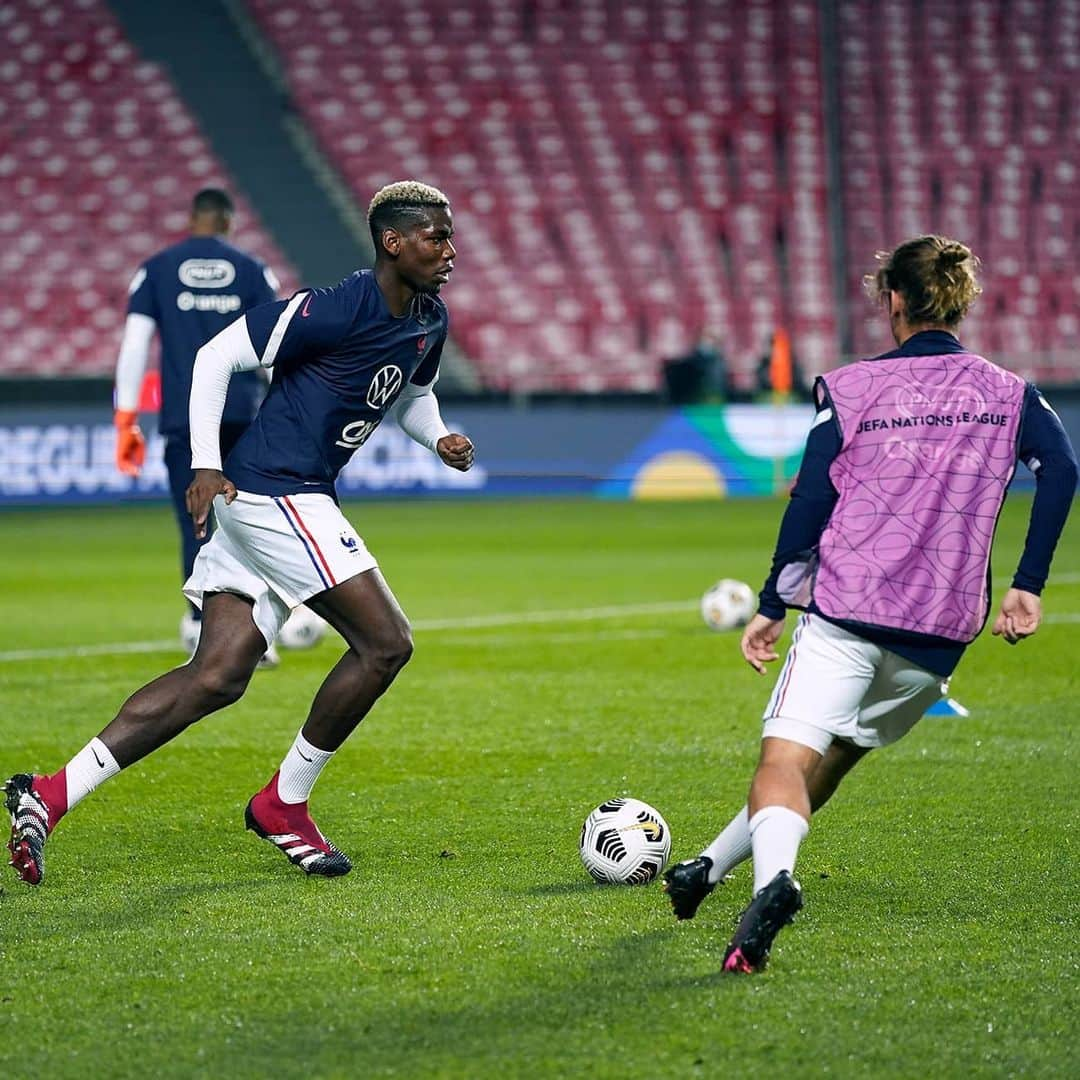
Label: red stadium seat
xmin=0 ymin=0 xmax=296 ymax=376
xmin=835 ymin=0 xmax=1078 ymax=379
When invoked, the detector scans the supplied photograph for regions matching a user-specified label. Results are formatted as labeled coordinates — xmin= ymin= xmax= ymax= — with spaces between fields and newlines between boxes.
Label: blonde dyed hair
xmin=865 ymin=235 xmax=982 ymax=327
xmin=368 ymin=181 xmax=449 ymax=218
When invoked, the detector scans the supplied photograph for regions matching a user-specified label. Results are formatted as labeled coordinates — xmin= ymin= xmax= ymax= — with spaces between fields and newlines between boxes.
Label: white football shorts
xmin=761 ymin=613 xmax=946 ymax=755
xmin=183 ymin=491 xmax=377 ymax=646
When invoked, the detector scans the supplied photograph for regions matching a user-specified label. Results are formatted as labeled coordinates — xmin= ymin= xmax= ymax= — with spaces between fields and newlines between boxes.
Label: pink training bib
xmin=813 ymin=352 xmax=1025 ymax=642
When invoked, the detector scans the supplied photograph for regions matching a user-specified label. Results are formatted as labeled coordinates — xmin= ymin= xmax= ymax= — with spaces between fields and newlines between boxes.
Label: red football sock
xmin=33 ymin=770 xmax=69 ymax=824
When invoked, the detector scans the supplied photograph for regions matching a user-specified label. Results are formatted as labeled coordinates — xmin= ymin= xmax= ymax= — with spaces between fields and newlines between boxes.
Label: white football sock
xmin=64 ymin=737 xmax=120 ymax=810
xmin=749 ymin=805 xmax=809 ymax=895
xmin=701 ymin=806 xmax=752 ymax=883
xmin=276 ymin=731 xmax=334 ymax=804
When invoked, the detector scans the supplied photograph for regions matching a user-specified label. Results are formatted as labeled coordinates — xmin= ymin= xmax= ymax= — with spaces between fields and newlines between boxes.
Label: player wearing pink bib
xmin=663 ymin=236 xmax=1078 ymax=972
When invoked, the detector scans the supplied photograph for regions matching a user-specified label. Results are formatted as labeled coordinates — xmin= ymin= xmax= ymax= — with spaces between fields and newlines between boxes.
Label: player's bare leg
xmin=299 ymin=568 xmax=414 ymax=750
xmin=748 ymin=736 xmax=822 ymax=820
xmin=99 ymin=592 xmax=267 ymax=766
xmin=245 ymin=568 xmax=413 ymax=876
xmin=6 ymin=592 xmax=265 ymax=885
xmin=807 ymin=738 xmax=869 ymax=811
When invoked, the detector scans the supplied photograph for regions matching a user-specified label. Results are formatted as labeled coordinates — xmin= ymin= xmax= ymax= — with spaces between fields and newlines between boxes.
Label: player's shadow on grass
xmin=173 ymin=908 xmax=742 ymax=1070
xmin=5 ymin=875 xmax=290 ymax=943
xmin=523 ymin=880 xmax=602 ymax=896
xmin=521 ymin=883 xmax=741 ymax=985
xmin=602 ymin=924 xmax=753 ymax=990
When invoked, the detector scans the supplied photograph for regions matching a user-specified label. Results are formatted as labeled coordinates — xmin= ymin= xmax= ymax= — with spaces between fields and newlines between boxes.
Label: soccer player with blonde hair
xmin=6 ymin=181 xmax=473 ymax=883
xmin=664 ymin=235 xmax=1078 ymax=972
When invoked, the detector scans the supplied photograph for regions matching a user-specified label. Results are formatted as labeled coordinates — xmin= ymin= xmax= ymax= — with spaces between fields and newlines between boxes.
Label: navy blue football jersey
xmin=224 ymin=270 xmax=448 ymax=498
xmin=127 ymin=235 xmax=278 ymax=435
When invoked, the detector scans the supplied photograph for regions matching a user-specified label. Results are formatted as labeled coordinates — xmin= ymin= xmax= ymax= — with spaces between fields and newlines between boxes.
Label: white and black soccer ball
xmin=277 ymin=607 xmax=329 ymax=650
xmin=580 ymin=798 xmax=672 ymax=885
xmin=700 ymin=578 xmax=756 ymax=632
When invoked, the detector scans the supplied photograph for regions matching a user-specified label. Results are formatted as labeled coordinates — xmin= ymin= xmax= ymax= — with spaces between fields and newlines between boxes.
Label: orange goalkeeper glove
xmin=114 ymin=409 xmax=146 ymax=476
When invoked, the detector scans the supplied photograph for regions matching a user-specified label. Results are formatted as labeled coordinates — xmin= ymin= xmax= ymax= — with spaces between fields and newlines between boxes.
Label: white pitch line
xmin=0 ymin=601 xmax=698 ymax=664
xmin=410 ymin=600 xmax=696 ymax=632
xmin=437 ymin=628 xmax=673 ymax=648
xmin=1 ymin=595 xmax=1077 ymax=664
xmin=0 ymin=640 xmax=179 ymax=662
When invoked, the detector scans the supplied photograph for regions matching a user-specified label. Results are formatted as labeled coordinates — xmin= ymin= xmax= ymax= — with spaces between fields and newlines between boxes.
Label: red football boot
xmin=244 ymin=772 xmax=351 ymax=877
xmin=5 ymin=774 xmax=62 ymax=886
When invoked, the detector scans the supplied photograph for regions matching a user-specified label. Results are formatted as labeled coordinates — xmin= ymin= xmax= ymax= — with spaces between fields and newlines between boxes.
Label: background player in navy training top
xmin=6 ymin=181 xmax=473 ymax=885
xmin=114 ymin=187 xmax=279 ymax=655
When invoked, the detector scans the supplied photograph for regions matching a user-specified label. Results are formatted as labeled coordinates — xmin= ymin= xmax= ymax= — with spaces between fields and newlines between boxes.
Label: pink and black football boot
xmin=722 ymin=870 xmax=803 ymax=973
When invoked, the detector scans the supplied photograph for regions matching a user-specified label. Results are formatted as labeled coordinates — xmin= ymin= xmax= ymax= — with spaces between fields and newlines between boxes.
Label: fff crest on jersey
xmin=366 ymin=365 xmax=404 ymax=409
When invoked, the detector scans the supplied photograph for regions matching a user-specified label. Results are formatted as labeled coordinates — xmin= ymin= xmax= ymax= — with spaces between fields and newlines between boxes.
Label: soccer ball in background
xmin=277 ymin=606 xmax=329 ymax=650
xmin=580 ymin=798 xmax=672 ymax=884
xmin=179 ymin=611 xmax=201 ymax=655
xmin=700 ymin=578 xmax=756 ymax=632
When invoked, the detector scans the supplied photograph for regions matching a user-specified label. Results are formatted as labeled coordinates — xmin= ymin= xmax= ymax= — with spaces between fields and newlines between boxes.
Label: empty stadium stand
xmin=0 ymin=0 xmax=295 ymax=376
xmin=247 ymin=0 xmax=838 ymax=392
xmin=836 ymin=0 xmax=1080 ymax=381
xmin=2 ymin=0 xmax=1076 ymax=391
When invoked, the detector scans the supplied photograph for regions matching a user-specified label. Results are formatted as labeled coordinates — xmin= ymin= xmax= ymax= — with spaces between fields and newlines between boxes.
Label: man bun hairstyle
xmin=865 ymin=234 xmax=982 ymax=327
xmin=368 ymin=180 xmax=450 ymax=254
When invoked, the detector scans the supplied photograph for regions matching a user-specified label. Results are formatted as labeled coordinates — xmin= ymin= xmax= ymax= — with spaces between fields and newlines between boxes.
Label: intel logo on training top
xmin=178 ymin=259 xmax=236 ymax=288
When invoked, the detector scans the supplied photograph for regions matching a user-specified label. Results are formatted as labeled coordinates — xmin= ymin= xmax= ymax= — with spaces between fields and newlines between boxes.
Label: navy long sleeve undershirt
xmin=1012 ymin=386 xmax=1080 ymax=592
xmin=757 ymin=409 xmax=839 ymax=621
xmin=758 ymin=332 xmax=1078 ymax=677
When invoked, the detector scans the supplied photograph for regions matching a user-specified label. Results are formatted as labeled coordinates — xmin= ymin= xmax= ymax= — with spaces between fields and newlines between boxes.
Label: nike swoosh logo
xmin=300 ymin=293 xmax=313 ymax=318
xmin=92 ymin=747 xmax=105 ymax=768
xmin=622 ymin=820 xmax=662 ymax=840
xmin=298 ymin=750 xmax=314 ymax=763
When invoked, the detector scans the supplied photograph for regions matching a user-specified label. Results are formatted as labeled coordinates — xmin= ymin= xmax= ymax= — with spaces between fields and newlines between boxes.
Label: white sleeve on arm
xmin=393 ymin=378 xmax=449 ymax=453
xmin=114 ymin=313 xmax=157 ymax=411
xmin=189 ymin=316 xmax=261 ymax=470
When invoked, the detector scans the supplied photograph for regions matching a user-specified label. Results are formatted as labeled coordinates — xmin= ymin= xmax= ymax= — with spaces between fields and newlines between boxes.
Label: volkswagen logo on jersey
xmin=366 ymin=365 xmax=404 ymax=410
xmin=178 ymin=258 xmax=237 ymax=289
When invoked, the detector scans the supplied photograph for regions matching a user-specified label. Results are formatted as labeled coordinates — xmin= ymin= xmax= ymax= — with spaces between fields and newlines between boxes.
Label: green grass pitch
xmin=0 ymin=497 xmax=1076 ymax=1078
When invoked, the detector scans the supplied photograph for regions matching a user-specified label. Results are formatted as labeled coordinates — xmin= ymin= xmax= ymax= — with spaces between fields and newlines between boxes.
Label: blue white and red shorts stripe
xmin=183 ymin=491 xmax=377 ymax=646
xmin=761 ymin=614 xmax=946 ymax=754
